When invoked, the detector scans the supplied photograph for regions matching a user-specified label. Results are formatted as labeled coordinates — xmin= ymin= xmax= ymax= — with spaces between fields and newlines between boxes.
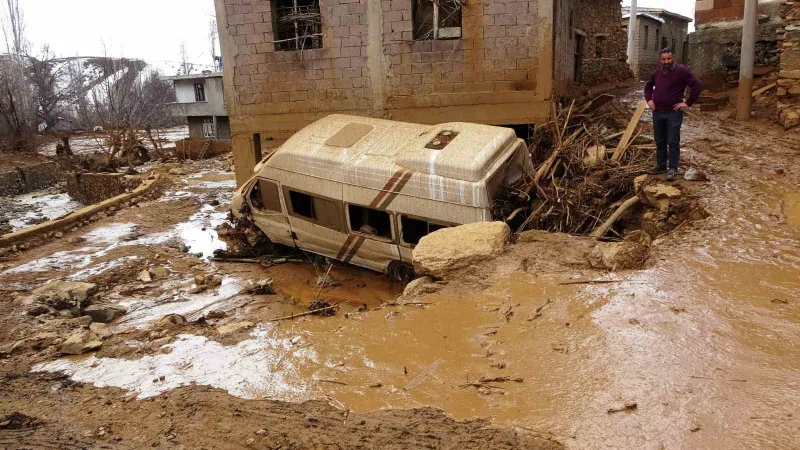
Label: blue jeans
xmin=653 ymin=110 xmax=683 ymax=171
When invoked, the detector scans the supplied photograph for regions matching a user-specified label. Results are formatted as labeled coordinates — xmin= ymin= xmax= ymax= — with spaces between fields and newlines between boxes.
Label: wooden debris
xmin=590 ymin=196 xmax=641 ymax=238
xmin=611 ymin=101 xmax=647 ymax=162
xmin=479 ymin=376 xmax=524 ymax=383
xmin=607 ymin=402 xmax=638 ymax=413
xmin=404 ymin=359 xmax=444 ymax=391
xmin=751 ymin=82 xmax=777 ymax=98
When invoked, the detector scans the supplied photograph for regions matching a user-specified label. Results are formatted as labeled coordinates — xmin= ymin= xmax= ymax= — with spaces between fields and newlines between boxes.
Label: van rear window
xmin=401 ymin=216 xmax=451 ymax=245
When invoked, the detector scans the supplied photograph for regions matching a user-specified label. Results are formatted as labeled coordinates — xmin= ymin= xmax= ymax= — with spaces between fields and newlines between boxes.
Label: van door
xmin=246 ymin=178 xmax=294 ymax=247
xmin=282 ymin=186 xmax=349 ymax=261
xmin=341 ymin=203 xmax=400 ymax=272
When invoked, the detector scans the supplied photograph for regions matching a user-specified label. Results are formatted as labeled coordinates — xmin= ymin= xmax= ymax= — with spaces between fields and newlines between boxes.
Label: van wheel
xmin=388 ymin=261 xmax=416 ymax=283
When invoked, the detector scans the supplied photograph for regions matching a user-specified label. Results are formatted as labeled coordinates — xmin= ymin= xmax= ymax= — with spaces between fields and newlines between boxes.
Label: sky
xmin=21 ymin=0 xmax=219 ymax=74
xmin=16 ymin=0 xmax=696 ymax=71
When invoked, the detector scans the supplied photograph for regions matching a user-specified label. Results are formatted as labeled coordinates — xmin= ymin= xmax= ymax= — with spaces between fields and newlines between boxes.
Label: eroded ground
xmin=0 ymin=98 xmax=799 ymax=449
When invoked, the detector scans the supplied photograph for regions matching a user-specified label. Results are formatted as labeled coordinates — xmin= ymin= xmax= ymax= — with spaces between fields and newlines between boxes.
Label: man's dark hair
xmin=660 ymin=47 xmax=674 ymax=56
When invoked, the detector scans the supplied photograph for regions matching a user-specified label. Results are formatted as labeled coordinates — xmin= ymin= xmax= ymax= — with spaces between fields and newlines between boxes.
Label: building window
xmin=194 ymin=83 xmax=206 ymax=102
xmin=202 ymin=118 xmax=214 ymax=138
xmin=661 ymin=37 xmax=668 ymax=50
xmin=595 ymin=36 xmax=605 ymax=58
xmin=643 ymin=25 xmax=649 ymax=50
xmin=249 ymin=179 xmax=282 ymax=212
xmin=348 ymin=205 xmax=392 ymax=239
xmin=273 ymin=0 xmax=322 ymax=51
xmin=253 ymin=133 xmax=263 ymax=162
xmin=287 ymin=190 xmax=342 ymax=231
xmin=413 ymin=0 xmax=463 ymax=40
xmin=400 ymin=215 xmax=450 ymax=246
xmin=655 ymin=29 xmax=660 ymax=51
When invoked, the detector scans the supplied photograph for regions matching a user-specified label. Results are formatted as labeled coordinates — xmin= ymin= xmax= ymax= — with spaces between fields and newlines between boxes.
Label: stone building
xmin=622 ymin=8 xmax=692 ymax=79
xmin=689 ymin=0 xmax=784 ymax=91
xmin=778 ymin=0 xmax=800 ymax=128
xmin=214 ymin=0 xmax=631 ymax=186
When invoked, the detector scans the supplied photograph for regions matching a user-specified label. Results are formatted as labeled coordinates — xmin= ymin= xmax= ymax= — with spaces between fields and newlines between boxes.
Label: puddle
xmin=174 ymin=205 xmax=228 ymax=258
xmin=785 ymin=192 xmax=800 ymax=226
xmin=4 ymin=190 xmax=83 ymax=232
xmin=34 ymin=328 xmax=316 ymax=401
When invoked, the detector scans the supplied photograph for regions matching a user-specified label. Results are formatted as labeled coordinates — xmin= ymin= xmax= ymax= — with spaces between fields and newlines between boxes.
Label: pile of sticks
xmin=493 ymin=98 xmax=652 ymax=237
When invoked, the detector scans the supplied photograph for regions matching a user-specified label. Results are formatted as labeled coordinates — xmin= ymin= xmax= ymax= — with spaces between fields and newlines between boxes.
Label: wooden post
xmin=736 ymin=0 xmax=758 ymax=120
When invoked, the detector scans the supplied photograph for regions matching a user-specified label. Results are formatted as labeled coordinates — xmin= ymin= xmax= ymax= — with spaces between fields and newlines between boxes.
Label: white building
xmin=163 ymin=71 xmax=230 ymax=140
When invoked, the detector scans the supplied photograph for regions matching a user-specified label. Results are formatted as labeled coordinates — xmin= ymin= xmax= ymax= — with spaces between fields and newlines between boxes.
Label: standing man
xmin=644 ymin=48 xmax=703 ymax=181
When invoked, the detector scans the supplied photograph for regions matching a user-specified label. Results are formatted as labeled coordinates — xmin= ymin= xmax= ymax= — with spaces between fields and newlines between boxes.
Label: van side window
xmin=251 ymin=179 xmax=281 ymax=212
xmin=401 ymin=215 xmax=451 ymax=245
xmin=287 ymin=190 xmax=343 ymax=231
xmin=348 ymin=205 xmax=392 ymax=239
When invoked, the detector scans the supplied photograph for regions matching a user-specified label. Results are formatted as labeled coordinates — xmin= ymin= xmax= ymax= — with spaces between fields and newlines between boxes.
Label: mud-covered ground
xmin=1 ymin=91 xmax=799 ymax=449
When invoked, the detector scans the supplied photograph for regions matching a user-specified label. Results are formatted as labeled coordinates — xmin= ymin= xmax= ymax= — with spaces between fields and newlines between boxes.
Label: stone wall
xmin=689 ymin=19 xmax=781 ymax=91
xmin=0 ymin=162 xmax=63 ymax=197
xmin=65 ymin=173 xmax=142 ymax=205
xmin=778 ymin=1 xmax=800 ymax=128
xmin=174 ymin=139 xmax=233 ymax=159
xmin=576 ymin=0 xmax=632 ymax=87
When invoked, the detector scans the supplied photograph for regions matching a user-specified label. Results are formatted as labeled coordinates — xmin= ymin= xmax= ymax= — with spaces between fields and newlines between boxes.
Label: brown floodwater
xmin=31 ymin=117 xmax=800 ymax=448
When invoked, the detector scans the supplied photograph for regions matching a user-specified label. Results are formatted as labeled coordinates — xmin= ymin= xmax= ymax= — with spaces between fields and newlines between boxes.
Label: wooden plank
xmin=751 ymin=82 xmax=776 ymax=98
xmin=611 ymin=101 xmax=647 ymax=162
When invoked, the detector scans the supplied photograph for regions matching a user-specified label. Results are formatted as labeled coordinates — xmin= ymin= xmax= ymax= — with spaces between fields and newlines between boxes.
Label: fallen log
xmin=590 ymin=196 xmax=640 ymax=238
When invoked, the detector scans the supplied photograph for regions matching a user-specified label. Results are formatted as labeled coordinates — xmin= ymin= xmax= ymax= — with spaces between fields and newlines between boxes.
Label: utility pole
xmin=627 ymin=0 xmax=638 ymax=73
xmin=736 ymin=0 xmax=758 ymax=120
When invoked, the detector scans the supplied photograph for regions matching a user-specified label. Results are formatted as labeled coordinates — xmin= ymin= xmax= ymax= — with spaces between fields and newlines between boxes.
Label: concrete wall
xmin=216 ymin=0 xmax=563 ymax=186
xmin=170 ymin=77 xmax=227 ymax=117
xmin=65 ymin=173 xmax=142 ymax=205
xmin=0 ymin=162 xmax=63 ymax=197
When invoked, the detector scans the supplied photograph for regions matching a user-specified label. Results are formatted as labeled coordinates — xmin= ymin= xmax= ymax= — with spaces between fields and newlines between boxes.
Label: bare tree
xmin=178 ymin=41 xmax=194 ymax=75
xmin=26 ymin=46 xmax=87 ymax=131
xmin=0 ymin=0 xmax=35 ymax=151
xmin=208 ymin=19 xmax=218 ymax=69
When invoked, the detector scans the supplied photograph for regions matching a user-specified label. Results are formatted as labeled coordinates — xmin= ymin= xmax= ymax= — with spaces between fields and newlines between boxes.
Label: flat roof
xmin=162 ymin=72 xmax=223 ymax=81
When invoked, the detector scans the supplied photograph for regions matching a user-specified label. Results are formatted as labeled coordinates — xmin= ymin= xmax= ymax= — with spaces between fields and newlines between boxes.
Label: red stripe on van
xmin=369 ymin=169 xmax=406 ymax=209
xmin=335 ymin=235 xmax=357 ymax=261
xmin=376 ymin=170 xmax=414 ymax=211
xmin=343 ymin=237 xmax=366 ymax=263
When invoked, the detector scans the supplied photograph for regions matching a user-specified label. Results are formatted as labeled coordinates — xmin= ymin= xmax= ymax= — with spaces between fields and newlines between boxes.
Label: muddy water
xmin=785 ymin=193 xmax=800 ymax=227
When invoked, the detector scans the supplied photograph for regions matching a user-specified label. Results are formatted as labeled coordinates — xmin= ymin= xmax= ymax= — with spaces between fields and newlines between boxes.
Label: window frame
xmin=194 ymin=82 xmax=206 ymax=102
xmin=642 ymin=25 xmax=649 ymax=50
xmin=248 ymin=178 xmax=283 ymax=214
xmin=412 ymin=0 xmax=463 ymax=41
xmin=272 ymin=0 xmax=323 ymax=52
xmin=345 ymin=203 xmax=396 ymax=243
xmin=655 ymin=29 xmax=660 ymax=52
xmin=398 ymin=214 xmax=456 ymax=248
xmin=282 ymin=187 xmax=344 ymax=232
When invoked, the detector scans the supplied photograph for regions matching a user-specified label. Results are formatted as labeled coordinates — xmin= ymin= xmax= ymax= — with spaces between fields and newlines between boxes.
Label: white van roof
xmin=261 ymin=114 xmax=521 ymax=207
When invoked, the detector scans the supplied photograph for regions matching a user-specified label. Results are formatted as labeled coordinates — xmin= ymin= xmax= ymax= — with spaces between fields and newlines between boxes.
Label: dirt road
xmin=1 ymin=95 xmax=799 ymax=449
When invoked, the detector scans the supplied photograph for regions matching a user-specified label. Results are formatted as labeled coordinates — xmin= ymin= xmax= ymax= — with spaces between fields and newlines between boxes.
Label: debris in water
xmin=607 ymin=402 xmax=638 ymax=413
xmin=771 ymin=298 xmax=789 ymax=304
xmin=404 ymin=359 xmax=444 ymax=391
xmin=246 ymin=278 xmax=275 ymax=295
xmin=690 ymin=425 xmax=701 ymax=432
xmin=308 ymin=299 xmax=336 ymax=317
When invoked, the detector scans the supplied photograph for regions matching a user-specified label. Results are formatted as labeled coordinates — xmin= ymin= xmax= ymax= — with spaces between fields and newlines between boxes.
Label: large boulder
xmin=641 ymin=184 xmax=682 ymax=211
xmin=59 ymin=330 xmax=102 ymax=355
xmin=413 ymin=222 xmax=510 ymax=278
xmin=83 ymin=303 xmax=126 ymax=323
xmin=32 ymin=281 xmax=96 ymax=306
xmin=588 ymin=241 xmax=648 ymax=270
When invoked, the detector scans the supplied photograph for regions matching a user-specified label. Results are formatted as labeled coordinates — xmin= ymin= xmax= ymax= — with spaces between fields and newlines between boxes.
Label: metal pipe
xmin=736 ymin=0 xmax=758 ymax=120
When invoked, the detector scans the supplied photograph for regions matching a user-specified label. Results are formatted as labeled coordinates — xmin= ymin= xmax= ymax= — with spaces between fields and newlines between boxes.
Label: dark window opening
xmin=251 ymin=179 xmax=282 ymax=212
xmin=595 ymin=36 xmax=605 ymax=58
xmin=290 ymin=190 xmax=314 ymax=219
xmin=501 ymin=124 xmax=534 ymax=145
xmin=413 ymin=0 xmax=462 ymax=40
xmin=194 ymin=83 xmax=206 ymax=102
xmin=643 ymin=25 xmax=649 ymax=50
xmin=574 ymin=34 xmax=584 ymax=83
xmin=655 ymin=29 xmax=660 ymax=52
xmin=273 ymin=0 xmax=322 ymax=51
xmin=348 ymin=205 xmax=392 ymax=239
xmin=661 ymin=37 xmax=668 ymax=50
xmin=401 ymin=215 xmax=451 ymax=246
xmin=253 ymin=133 xmax=262 ymax=162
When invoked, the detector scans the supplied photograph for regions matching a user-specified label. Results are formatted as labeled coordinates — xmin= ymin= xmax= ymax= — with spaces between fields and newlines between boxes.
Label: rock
xmin=66 ymin=236 xmax=86 ymax=244
xmin=217 ymin=321 xmax=254 ymax=335
xmin=193 ymin=274 xmax=206 ymax=285
xmin=413 ymin=222 xmax=510 ymax=278
xmin=204 ymin=275 xmax=222 ymax=287
xmin=780 ymin=110 xmax=800 ymax=129
xmin=402 ymin=276 xmax=441 ymax=297
xmin=683 ymin=168 xmax=708 ymax=182
xmin=157 ymin=314 xmax=187 ymax=327
xmin=54 ymin=231 xmax=64 ymax=238
xmin=168 ymin=168 xmax=187 ymax=176
xmin=59 ymin=331 xmax=102 ymax=355
xmin=624 ymin=230 xmax=652 ymax=246
xmin=149 ymin=336 xmax=174 ymax=349
xmin=32 ymin=281 xmax=96 ymax=306
xmin=583 ymin=145 xmax=607 ymax=168
xmin=188 ymin=285 xmax=209 ymax=295
xmin=641 ymin=184 xmax=682 ymax=210
xmin=89 ymin=323 xmax=113 ymax=339
xmin=588 ymin=241 xmax=649 ymax=270
xmin=633 ymin=174 xmax=649 ymax=192
xmin=246 ymin=278 xmax=275 ymax=295
xmin=26 ymin=305 xmax=52 ymax=317
xmin=150 ymin=266 xmax=170 ymax=279
xmin=83 ymin=303 xmax=126 ymax=323
xmin=138 ymin=269 xmax=152 ymax=282
xmin=11 ymin=332 xmax=61 ymax=353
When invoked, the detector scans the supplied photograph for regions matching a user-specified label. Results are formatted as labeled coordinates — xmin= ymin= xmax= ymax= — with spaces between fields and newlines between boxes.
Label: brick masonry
xmin=215 ymin=0 xmax=631 ymax=186
xmin=778 ymin=1 xmax=800 ymax=129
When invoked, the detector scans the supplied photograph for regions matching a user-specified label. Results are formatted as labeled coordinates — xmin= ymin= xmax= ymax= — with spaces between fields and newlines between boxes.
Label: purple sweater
xmin=644 ymin=65 xmax=703 ymax=112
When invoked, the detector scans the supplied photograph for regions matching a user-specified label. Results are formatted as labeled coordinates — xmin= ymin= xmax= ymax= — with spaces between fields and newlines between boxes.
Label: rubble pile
xmin=778 ymin=1 xmax=800 ymax=129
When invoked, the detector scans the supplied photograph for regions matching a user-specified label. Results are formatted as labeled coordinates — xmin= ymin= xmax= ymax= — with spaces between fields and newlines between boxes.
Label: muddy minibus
xmin=230 ymin=114 xmax=533 ymax=280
